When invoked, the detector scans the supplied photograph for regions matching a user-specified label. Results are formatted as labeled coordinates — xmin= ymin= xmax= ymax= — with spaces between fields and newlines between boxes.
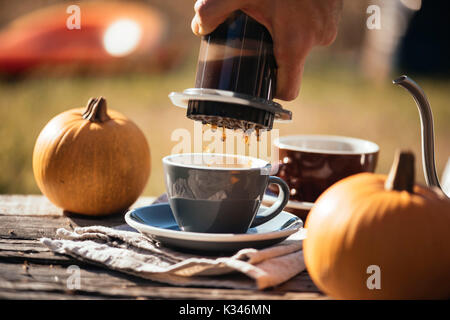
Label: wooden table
xmin=0 ymin=195 xmax=324 ymax=300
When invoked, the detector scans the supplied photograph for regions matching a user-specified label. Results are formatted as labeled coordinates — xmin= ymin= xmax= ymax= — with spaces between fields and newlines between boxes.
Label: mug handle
xmin=250 ymin=176 xmax=290 ymax=228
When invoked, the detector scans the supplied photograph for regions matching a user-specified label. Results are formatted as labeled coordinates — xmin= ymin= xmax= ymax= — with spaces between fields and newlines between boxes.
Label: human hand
xmin=191 ymin=0 xmax=342 ymax=101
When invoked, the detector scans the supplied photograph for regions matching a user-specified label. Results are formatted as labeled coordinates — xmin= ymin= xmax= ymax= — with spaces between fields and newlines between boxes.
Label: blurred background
xmin=0 ymin=0 xmax=449 ymax=197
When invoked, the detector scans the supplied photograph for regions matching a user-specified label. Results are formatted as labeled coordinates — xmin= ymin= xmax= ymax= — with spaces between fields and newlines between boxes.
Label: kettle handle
xmin=393 ymin=75 xmax=447 ymax=196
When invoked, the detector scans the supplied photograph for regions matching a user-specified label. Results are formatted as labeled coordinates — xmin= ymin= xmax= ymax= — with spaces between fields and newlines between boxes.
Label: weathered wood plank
xmin=0 ymin=262 xmax=323 ymax=300
xmin=0 ymin=289 xmax=110 ymax=300
xmin=0 ymin=195 xmax=155 ymax=238
xmin=275 ymin=272 xmax=322 ymax=294
xmin=0 ymin=195 xmax=156 ymax=216
xmin=0 ymin=195 xmax=62 ymax=216
xmin=0 ymin=239 xmax=73 ymax=264
xmin=0 ymin=214 xmax=128 ymax=239
xmin=0 ymin=284 xmax=324 ymax=300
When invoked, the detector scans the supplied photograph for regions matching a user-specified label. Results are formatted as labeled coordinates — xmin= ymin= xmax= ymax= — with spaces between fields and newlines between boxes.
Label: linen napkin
xmin=40 ymin=225 xmax=306 ymax=290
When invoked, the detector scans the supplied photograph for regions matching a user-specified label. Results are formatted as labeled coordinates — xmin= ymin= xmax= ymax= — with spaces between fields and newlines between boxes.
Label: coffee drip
xmin=200 ymin=123 xmax=271 ymax=164
xmin=202 ymin=123 xmax=261 ymax=142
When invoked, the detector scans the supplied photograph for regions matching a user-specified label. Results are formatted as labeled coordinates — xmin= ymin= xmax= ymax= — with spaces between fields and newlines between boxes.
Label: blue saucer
xmin=125 ymin=203 xmax=303 ymax=253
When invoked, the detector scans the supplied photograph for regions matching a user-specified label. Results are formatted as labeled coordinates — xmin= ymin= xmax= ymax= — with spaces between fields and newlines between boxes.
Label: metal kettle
xmin=393 ymin=75 xmax=449 ymax=197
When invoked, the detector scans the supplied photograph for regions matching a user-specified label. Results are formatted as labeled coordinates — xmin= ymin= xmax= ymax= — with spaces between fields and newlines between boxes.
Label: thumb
xmin=191 ymin=0 xmax=245 ymax=35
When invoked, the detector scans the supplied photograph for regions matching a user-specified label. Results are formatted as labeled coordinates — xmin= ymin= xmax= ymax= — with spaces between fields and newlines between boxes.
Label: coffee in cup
xmin=163 ymin=153 xmax=290 ymax=233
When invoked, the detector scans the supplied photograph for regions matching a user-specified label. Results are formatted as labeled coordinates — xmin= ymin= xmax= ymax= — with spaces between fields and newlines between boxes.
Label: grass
xmin=1 ymin=57 xmax=449 ymax=197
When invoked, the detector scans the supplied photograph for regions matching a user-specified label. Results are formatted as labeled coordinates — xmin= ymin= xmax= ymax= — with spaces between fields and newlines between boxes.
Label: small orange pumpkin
xmin=304 ymin=151 xmax=450 ymax=299
xmin=33 ymin=97 xmax=150 ymax=215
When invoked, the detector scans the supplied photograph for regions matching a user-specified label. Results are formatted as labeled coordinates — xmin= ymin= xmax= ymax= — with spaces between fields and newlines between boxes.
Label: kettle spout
xmin=393 ymin=75 xmax=445 ymax=195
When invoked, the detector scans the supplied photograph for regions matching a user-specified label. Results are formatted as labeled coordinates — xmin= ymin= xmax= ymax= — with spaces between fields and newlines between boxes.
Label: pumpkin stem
xmin=385 ymin=150 xmax=415 ymax=193
xmin=82 ymin=97 xmax=111 ymax=123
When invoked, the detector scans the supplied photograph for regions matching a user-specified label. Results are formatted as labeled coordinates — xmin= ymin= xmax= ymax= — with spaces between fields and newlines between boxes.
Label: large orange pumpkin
xmin=33 ymin=97 xmax=150 ymax=215
xmin=304 ymin=151 xmax=450 ymax=299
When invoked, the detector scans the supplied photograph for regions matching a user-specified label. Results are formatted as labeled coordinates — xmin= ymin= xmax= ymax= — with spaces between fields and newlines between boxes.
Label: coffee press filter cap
xmin=169 ymin=88 xmax=292 ymax=130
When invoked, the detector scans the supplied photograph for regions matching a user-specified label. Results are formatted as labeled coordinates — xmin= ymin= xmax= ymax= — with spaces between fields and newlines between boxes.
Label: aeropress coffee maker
xmin=169 ymin=11 xmax=292 ymax=134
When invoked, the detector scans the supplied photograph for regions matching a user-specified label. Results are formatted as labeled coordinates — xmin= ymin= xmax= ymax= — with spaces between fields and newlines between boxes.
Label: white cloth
xmin=40 ymin=226 xmax=306 ymax=290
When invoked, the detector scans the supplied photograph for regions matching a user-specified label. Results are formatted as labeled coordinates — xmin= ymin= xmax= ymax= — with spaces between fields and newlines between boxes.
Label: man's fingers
xmin=191 ymin=0 xmax=245 ymax=35
xmin=191 ymin=14 xmax=201 ymax=35
xmin=273 ymin=39 xmax=311 ymax=101
xmin=275 ymin=61 xmax=304 ymax=101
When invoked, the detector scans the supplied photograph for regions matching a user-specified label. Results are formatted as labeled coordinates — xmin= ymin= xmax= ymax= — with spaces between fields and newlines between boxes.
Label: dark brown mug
xmin=267 ymin=135 xmax=379 ymax=219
